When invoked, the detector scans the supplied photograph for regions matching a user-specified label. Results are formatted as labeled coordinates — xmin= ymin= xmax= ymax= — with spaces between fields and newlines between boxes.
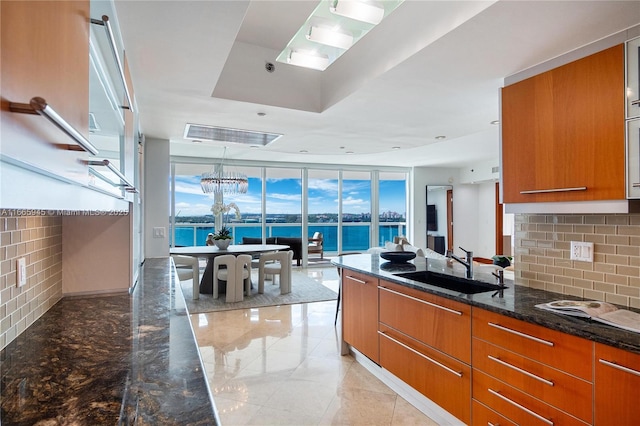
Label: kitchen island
xmin=334 ymin=253 xmax=640 ymax=352
xmin=334 ymin=253 xmax=640 ymax=425
xmin=0 ymin=258 xmax=218 ymax=425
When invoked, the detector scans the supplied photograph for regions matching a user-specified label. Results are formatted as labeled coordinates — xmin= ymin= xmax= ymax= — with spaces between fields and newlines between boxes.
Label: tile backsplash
xmin=515 ymin=213 xmax=640 ymax=309
xmin=0 ymin=216 xmax=62 ymax=350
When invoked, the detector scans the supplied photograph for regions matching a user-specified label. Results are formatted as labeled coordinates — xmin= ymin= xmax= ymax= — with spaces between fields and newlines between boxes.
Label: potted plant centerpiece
xmin=212 ymin=226 xmax=232 ymax=250
xmin=210 ymin=202 xmax=241 ymax=250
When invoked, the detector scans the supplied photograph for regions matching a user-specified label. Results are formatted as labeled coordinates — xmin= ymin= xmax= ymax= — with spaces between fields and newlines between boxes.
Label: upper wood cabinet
xmin=502 ymin=45 xmax=625 ymax=204
xmin=1 ymin=1 xmax=91 ymax=187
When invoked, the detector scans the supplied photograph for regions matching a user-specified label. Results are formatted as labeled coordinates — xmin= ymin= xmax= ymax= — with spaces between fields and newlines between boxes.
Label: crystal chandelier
xmin=200 ymin=148 xmax=248 ymax=195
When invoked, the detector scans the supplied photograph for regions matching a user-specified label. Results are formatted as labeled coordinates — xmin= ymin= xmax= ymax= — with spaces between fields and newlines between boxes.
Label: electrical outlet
xmin=570 ymin=241 xmax=594 ymax=262
xmin=17 ymin=257 xmax=27 ymax=287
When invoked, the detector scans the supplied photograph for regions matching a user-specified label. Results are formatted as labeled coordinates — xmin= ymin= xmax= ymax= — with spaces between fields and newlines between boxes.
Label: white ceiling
xmin=113 ymin=0 xmax=640 ymax=168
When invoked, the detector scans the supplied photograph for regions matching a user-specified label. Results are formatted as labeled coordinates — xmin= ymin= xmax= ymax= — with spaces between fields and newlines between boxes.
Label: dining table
xmin=170 ymin=244 xmax=289 ymax=300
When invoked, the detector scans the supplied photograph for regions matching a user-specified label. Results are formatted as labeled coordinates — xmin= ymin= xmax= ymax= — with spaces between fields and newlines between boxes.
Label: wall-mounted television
xmin=427 ymin=204 xmax=437 ymax=231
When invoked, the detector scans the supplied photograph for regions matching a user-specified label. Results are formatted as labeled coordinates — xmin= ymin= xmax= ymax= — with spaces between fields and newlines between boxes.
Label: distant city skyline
xmin=174 ymin=176 xmax=406 ymax=218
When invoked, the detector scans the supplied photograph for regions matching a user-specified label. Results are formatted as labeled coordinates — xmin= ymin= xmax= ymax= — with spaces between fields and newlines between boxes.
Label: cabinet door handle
xmin=379 ymin=286 xmax=463 ymax=316
xmin=632 ymin=99 xmax=640 ymax=106
xmin=9 ymin=97 xmax=100 ymax=155
xmin=378 ymin=331 xmax=463 ymax=377
xmin=488 ymin=322 xmax=554 ymax=346
xmin=345 ymin=275 xmax=367 ymax=285
xmin=488 ymin=355 xmax=554 ymax=386
xmin=488 ymin=388 xmax=554 ymax=425
xmin=91 ymin=15 xmax=135 ymax=112
xmin=632 ymin=183 xmax=640 ymax=188
xmin=598 ymin=358 xmax=640 ymax=376
xmin=520 ymin=186 xmax=587 ymax=194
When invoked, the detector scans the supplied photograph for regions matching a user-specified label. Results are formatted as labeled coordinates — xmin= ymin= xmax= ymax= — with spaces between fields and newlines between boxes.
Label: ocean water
xmin=173 ymin=224 xmax=405 ymax=251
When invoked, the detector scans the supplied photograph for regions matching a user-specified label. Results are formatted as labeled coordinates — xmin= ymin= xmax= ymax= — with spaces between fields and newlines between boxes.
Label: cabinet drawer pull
xmin=9 ymin=97 xmax=100 ymax=155
xmin=345 ymin=275 xmax=367 ymax=285
xmin=488 ymin=355 xmax=554 ymax=386
xmin=632 ymin=183 xmax=640 ymax=188
xmin=488 ymin=388 xmax=554 ymax=425
xmin=379 ymin=286 xmax=463 ymax=316
xmin=520 ymin=186 xmax=587 ymax=194
xmin=488 ymin=322 xmax=554 ymax=346
xmin=379 ymin=331 xmax=463 ymax=377
xmin=488 ymin=423 xmax=498 ymax=426
xmin=632 ymin=99 xmax=640 ymax=106
xmin=599 ymin=358 xmax=640 ymax=376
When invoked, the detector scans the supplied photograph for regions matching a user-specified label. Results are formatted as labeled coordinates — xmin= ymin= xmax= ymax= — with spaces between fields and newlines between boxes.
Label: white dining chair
xmin=213 ymin=254 xmax=252 ymax=302
xmin=171 ymin=255 xmax=200 ymax=300
xmin=258 ymin=250 xmax=293 ymax=295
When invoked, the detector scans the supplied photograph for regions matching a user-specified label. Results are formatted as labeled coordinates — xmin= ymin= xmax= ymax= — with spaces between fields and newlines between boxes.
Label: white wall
xmin=144 ymin=138 xmax=170 ymax=258
xmin=413 ymin=166 xmax=497 ymax=258
xmin=476 ymin=182 xmax=497 ymax=258
xmin=412 ymin=167 xmax=459 ymax=250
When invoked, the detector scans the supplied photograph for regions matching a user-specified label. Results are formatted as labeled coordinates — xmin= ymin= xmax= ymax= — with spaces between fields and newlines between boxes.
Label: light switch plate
xmin=17 ymin=257 xmax=27 ymax=287
xmin=153 ymin=227 xmax=166 ymax=238
xmin=570 ymin=241 xmax=594 ymax=262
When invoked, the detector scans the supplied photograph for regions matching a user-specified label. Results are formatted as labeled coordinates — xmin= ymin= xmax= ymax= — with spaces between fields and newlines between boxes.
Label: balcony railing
xmin=171 ymin=221 xmax=406 ymax=252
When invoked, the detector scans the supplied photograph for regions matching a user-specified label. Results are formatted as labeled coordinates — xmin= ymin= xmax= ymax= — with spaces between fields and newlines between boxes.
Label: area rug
xmin=179 ymin=271 xmax=338 ymax=314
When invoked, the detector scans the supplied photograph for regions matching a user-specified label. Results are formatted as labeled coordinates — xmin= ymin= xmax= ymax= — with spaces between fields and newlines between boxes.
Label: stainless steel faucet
xmin=450 ymin=246 xmax=473 ymax=278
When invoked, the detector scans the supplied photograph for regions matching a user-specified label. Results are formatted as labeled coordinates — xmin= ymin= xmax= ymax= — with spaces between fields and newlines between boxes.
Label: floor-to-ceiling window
xmin=224 ymin=166 xmax=263 ymax=242
xmin=265 ymin=168 xmax=302 ymax=238
xmin=308 ymin=169 xmax=339 ymax=253
xmin=170 ymin=161 xmax=409 ymax=256
xmin=341 ymin=171 xmax=372 ymax=252
xmin=379 ymin=171 xmax=408 ymax=246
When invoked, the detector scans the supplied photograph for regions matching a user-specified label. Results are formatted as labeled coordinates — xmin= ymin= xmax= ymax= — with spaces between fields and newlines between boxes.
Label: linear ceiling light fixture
xmin=306 ymin=25 xmax=354 ymax=50
xmin=288 ymin=50 xmax=330 ymax=71
xmin=329 ymin=0 xmax=384 ymax=25
xmin=276 ymin=0 xmax=404 ymax=71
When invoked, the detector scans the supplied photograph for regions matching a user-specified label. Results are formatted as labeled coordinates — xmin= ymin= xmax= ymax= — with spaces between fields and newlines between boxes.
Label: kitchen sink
xmin=393 ymin=270 xmax=506 ymax=294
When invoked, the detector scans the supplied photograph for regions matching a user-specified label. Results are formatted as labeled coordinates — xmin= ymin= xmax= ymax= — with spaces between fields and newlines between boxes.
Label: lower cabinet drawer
xmin=379 ymin=325 xmax=471 ymax=424
xmin=473 ymin=370 xmax=589 ymax=426
xmin=473 ymin=308 xmax=592 ymax=381
xmin=473 ymin=400 xmax=517 ymax=426
xmin=473 ymin=338 xmax=593 ymax=424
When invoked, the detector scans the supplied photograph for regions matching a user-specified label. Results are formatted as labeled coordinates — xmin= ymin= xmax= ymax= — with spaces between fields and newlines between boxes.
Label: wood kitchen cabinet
xmin=378 ymin=280 xmax=471 ymax=423
xmin=502 ymin=44 xmax=625 ymax=203
xmin=1 ymin=1 xmax=91 ymax=188
xmin=341 ymin=270 xmax=379 ymax=363
xmin=594 ymin=343 xmax=640 ymax=426
xmin=472 ymin=308 xmax=593 ymax=425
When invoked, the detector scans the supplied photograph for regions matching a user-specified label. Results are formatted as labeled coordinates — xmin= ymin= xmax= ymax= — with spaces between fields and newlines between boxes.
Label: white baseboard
xmin=350 ymin=347 xmax=466 ymax=426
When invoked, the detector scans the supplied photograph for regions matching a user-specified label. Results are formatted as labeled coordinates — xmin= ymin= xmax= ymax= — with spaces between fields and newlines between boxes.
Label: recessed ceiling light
xmin=392 ymin=146 xmax=401 ymax=150
xmin=257 ymin=112 xmax=266 ymax=117
xmin=435 ymin=135 xmax=446 ymax=140
xmin=192 ymin=139 xmax=202 ymax=144
xmin=490 ymin=120 xmax=500 ymax=125
xmin=346 ymin=151 xmax=354 ymax=154
xmin=299 ymin=149 xmax=308 ymax=153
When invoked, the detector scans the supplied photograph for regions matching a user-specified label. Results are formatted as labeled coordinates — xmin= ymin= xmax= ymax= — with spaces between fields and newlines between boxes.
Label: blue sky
xmin=174 ymin=175 xmax=406 ymax=217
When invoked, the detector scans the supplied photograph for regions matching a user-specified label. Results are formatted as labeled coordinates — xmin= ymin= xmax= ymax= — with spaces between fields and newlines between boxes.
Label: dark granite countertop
xmin=0 ymin=258 xmax=219 ymax=425
xmin=333 ymin=253 xmax=640 ymax=355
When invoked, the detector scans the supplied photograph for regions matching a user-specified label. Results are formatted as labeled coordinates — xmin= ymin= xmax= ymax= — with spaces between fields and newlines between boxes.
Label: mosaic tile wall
xmin=0 ymin=216 xmax=63 ymax=350
xmin=514 ymin=214 xmax=640 ymax=309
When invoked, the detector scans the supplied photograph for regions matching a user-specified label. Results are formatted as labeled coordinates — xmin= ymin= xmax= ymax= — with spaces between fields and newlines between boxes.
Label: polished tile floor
xmin=189 ymin=266 xmax=440 ymax=425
